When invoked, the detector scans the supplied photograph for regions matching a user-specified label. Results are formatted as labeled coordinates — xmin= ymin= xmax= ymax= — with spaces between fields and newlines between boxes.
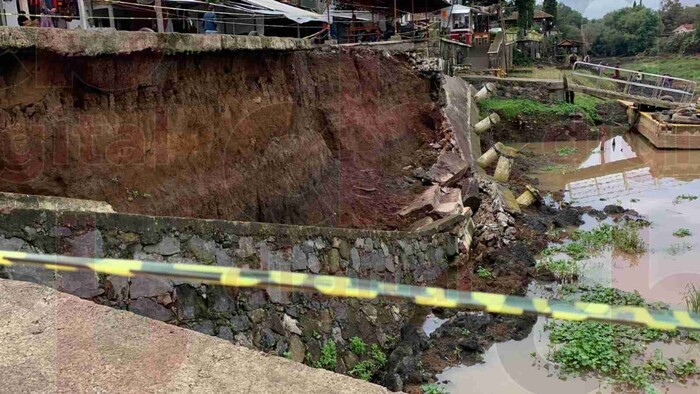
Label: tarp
xmin=445 ymin=5 xmax=470 ymax=15
xmin=223 ymin=0 xmax=326 ymax=24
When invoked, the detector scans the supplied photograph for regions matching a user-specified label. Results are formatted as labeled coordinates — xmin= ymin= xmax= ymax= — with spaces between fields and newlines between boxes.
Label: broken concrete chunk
xmin=409 ymin=217 xmax=434 ymax=231
xmin=495 ymin=184 xmax=521 ymax=214
xmin=477 ymin=147 xmax=498 ymax=168
xmin=425 ymin=151 xmax=469 ymax=186
xmin=494 ymin=142 xmax=519 ymax=158
xmin=494 ymin=156 xmax=513 ymax=183
xmin=398 ymin=185 xmax=440 ymax=217
xmin=433 ymin=188 xmax=463 ymax=217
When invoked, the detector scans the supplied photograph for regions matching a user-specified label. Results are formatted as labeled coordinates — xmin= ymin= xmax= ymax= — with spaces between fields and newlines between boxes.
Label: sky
xmin=555 ymin=0 xmax=700 ymax=19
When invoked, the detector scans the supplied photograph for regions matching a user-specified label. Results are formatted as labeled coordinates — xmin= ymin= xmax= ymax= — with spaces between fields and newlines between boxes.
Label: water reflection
xmin=440 ymin=132 xmax=700 ymax=393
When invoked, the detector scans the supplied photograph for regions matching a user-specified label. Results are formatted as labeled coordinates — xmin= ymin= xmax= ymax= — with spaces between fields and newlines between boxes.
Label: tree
xmin=590 ymin=6 xmax=660 ymax=56
xmin=660 ymin=0 xmax=684 ymax=33
xmin=543 ymin=0 xmax=557 ymax=22
xmin=556 ymin=3 xmax=586 ymax=40
xmin=515 ymin=0 xmax=535 ymax=36
xmin=696 ymin=12 xmax=700 ymax=40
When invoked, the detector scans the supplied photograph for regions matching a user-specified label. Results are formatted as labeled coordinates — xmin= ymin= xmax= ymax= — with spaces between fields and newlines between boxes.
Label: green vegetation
xmin=674 ymin=194 xmax=698 ymax=205
xmin=421 ymin=383 xmax=448 ymax=394
xmin=535 ymin=257 xmax=580 ymax=282
xmin=622 ymin=58 xmax=700 ymax=84
xmin=348 ymin=344 xmax=387 ymax=382
xmin=673 ymin=228 xmax=693 ymax=238
xmin=545 ymin=286 xmax=700 ymax=390
xmin=666 ymin=242 xmax=694 ymax=256
xmin=349 ymin=336 xmax=366 ymax=355
xmin=315 ymin=340 xmax=337 ymax=371
xmin=476 ymin=267 xmax=494 ymax=279
xmin=683 ymin=284 xmax=700 ymax=314
xmin=539 ymin=221 xmax=646 ymax=282
xmin=556 ymin=147 xmax=578 ymax=157
xmin=479 ymin=96 xmax=601 ymax=124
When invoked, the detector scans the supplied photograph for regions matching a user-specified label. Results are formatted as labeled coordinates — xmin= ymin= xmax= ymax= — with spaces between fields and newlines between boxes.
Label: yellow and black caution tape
xmin=1 ymin=250 xmax=700 ymax=331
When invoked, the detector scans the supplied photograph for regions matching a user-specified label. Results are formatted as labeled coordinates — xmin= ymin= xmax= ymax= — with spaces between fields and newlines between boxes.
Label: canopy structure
xmin=445 ymin=4 xmax=471 ymax=15
xmin=351 ymin=0 xmax=450 ymax=14
xmin=223 ymin=0 xmax=326 ymax=24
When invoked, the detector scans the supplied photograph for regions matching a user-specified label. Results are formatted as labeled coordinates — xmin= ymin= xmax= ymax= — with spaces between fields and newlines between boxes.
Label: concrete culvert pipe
xmin=494 ymin=155 xmax=513 ymax=183
xmin=474 ymin=113 xmax=501 ymax=135
xmin=474 ymin=82 xmax=496 ymax=102
xmin=477 ymin=147 xmax=498 ymax=169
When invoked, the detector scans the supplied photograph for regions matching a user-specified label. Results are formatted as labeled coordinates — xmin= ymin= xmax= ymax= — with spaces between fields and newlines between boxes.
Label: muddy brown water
xmin=434 ymin=131 xmax=700 ymax=393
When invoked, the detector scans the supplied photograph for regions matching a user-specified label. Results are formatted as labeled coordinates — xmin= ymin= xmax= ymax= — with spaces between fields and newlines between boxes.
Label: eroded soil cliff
xmin=0 ymin=48 xmax=441 ymax=229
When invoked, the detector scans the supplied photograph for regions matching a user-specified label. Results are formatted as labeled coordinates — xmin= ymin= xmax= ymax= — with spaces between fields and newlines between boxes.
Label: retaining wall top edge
xmin=1 ymin=208 xmax=466 ymax=240
xmin=0 ymin=27 xmax=314 ymax=56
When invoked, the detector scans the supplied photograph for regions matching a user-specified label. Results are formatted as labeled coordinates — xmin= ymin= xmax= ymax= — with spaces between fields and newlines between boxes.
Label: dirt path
xmin=0 ymin=279 xmax=392 ymax=394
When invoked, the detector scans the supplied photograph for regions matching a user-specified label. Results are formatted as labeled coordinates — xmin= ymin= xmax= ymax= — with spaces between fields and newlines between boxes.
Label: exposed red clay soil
xmin=0 ymin=48 xmax=441 ymax=229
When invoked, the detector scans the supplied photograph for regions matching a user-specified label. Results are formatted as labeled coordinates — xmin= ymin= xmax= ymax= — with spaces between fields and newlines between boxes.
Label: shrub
xmin=349 ymin=336 xmax=366 ymax=355
xmin=315 ymin=340 xmax=337 ymax=371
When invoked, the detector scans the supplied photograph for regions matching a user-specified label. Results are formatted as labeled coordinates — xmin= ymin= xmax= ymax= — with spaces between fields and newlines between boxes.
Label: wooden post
xmin=155 ymin=0 xmax=164 ymax=33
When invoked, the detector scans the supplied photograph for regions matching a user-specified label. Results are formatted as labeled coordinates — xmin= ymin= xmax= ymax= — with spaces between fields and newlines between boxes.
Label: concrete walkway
xmin=0 ymin=279 xmax=392 ymax=394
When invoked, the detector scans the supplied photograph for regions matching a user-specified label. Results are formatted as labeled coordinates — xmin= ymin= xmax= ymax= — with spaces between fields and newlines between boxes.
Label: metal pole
xmin=77 ymin=0 xmax=89 ymax=29
xmin=394 ymin=0 xmax=397 ymax=36
xmin=155 ymin=0 xmax=164 ymax=32
xmin=107 ymin=4 xmax=115 ymax=29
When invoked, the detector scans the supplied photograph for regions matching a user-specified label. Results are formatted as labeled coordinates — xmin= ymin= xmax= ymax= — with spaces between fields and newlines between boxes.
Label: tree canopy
xmin=589 ymin=5 xmax=660 ymax=56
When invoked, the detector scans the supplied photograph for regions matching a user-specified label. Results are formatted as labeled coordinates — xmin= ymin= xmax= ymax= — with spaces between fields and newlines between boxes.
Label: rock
xmin=0 ymin=236 xmax=25 ymax=251
xmin=398 ymin=185 xmax=440 ymax=217
xmin=230 ymin=315 xmax=251 ymax=333
xmin=143 ymin=236 xmax=180 ymax=256
xmin=603 ymin=204 xmax=625 ymax=215
xmin=288 ymin=335 xmax=306 ymax=362
xmin=385 ymin=256 xmax=395 ymax=273
xmin=332 ymin=326 xmax=344 ymax=344
xmin=66 ymin=230 xmax=104 ymax=257
xmin=215 ymin=249 xmax=234 ymax=266
xmin=186 ymin=236 xmax=217 ymax=264
xmin=283 ymin=314 xmax=302 ymax=335
xmin=409 ymin=217 xmax=434 ymax=231
xmin=129 ymin=277 xmax=173 ymax=299
xmin=344 ymin=352 xmax=360 ymax=369
xmin=266 ymin=287 xmax=290 ymax=304
xmin=237 ymin=237 xmax=255 ymax=258
xmin=338 ymin=240 xmax=350 ymax=260
xmin=363 ymin=238 xmax=374 ymax=252
xmin=5 ymin=264 xmax=55 ymax=286
xmin=234 ymin=333 xmax=254 ymax=349
xmin=175 ymin=284 xmax=204 ymax=320
xmin=106 ymin=275 xmax=129 ymax=301
xmin=57 ymin=271 xmax=103 ymax=299
xmin=249 ymin=308 xmax=267 ymax=324
xmin=433 ymin=188 xmax=463 ymax=217
xmin=553 ymin=208 xmax=584 ymax=228
xmin=350 ymin=247 xmax=361 ymax=270
xmin=494 ymin=184 xmax=521 ymax=215
xmin=217 ymin=326 xmax=234 ymax=341
xmin=130 ymin=297 xmax=172 ymax=321
xmin=328 ymin=249 xmax=341 ymax=273
xmin=245 ymin=290 xmax=267 ymax=310
xmin=308 ymin=254 xmax=321 ymax=274
xmin=291 ymin=245 xmax=308 ymax=271
xmin=193 ymin=320 xmax=216 ymax=336
xmin=425 ymin=151 xmax=469 ymax=186
xmin=257 ymin=328 xmax=277 ymax=349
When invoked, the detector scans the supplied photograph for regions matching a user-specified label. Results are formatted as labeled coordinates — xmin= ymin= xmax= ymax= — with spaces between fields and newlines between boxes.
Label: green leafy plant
xmin=421 ymin=383 xmax=448 ymax=394
xmin=545 ymin=286 xmax=699 ymax=390
xmin=315 ymin=340 xmax=337 ymax=371
xmin=348 ymin=344 xmax=387 ymax=381
xmin=535 ymin=257 xmax=580 ymax=282
xmin=673 ymin=228 xmax=693 ymax=238
xmin=674 ymin=194 xmax=698 ymax=204
xmin=666 ymin=242 xmax=694 ymax=256
xmin=684 ymin=283 xmax=700 ymax=314
xmin=476 ymin=267 xmax=494 ymax=279
xmin=460 ymin=328 xmax=471 ymax=336
xmin=556 ymin=147 xmax=578 ymax=156
xmin=349 ymin=336 xmax=366 ymax=355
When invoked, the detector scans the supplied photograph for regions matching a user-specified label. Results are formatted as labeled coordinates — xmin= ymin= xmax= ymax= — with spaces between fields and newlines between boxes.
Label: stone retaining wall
xmin=0 ymin=208 xmax=473 ymax=373
xmin=461 ymin=75 xmax=566 ymax=103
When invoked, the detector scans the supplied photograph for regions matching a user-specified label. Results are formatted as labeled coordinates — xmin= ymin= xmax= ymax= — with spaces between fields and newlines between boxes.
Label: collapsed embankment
xmin=0 ymin=29 xmax=441 ymax=229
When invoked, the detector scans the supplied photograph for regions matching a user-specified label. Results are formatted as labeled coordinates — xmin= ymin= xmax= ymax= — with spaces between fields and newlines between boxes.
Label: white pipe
xmin=77 ymin=0 xmax=88 ymax=29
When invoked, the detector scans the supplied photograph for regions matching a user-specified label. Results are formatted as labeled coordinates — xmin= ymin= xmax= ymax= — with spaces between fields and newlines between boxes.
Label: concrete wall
xmin=0 ymin=27 xmax=312 ymax=56
xmin=0 ymin=208 xmax=473 ymax=372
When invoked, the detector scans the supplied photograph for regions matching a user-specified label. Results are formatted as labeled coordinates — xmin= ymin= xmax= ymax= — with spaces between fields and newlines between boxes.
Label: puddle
xmin=422 ymin=314 xmax=448 ymax=336
xmin=440 ymin=131 xmax=700 ymax=393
